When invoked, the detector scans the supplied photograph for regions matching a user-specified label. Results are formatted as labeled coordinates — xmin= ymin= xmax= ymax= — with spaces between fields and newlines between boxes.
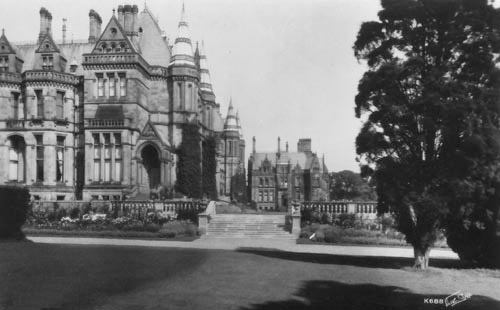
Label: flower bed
xmin=24 ymin=206 xmax=199 ymax=240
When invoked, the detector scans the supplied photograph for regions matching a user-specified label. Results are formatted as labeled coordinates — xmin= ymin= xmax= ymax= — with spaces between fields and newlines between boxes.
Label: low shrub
xmin=324 ymin=226 xmax=342 ymax=243
xmin=159 ymin=221 xmax=198 ymax=238
xmin=216 ymin=204 xmax=242 ymax=214
xmin=121 ymin=222 xmax=160 ymax=233
xmin=0 ymin=186 xmax=31 ymax=239
xmin=177 ymin=208 xmax=200 ymax=224
xmin=69 ymin=207 xmax=80 ymax=219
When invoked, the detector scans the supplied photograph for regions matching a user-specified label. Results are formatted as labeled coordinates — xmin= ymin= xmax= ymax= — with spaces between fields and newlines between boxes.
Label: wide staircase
xmin=206 ymin=213 xmax=295 ymax=239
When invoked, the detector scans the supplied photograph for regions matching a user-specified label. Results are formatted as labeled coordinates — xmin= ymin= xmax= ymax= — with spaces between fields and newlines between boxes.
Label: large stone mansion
xmin=0 ymin=4 xmax=245 ymax=200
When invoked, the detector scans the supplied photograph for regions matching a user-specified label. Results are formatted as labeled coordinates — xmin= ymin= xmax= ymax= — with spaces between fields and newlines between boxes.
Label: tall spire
xmin=170 ymin=2 xmax=195 ymax=66
xmin=199 ymin=41 xmax=213 ymax=93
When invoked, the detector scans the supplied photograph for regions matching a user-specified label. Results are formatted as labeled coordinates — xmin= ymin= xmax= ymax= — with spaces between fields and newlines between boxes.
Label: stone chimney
xmin=117 ymin=5 xmax=125 ymax=26
xmin=118 ymin=4 xmax=139 ymax=37
xmin=297 ymin=138 xmax=312 ymax=154
xmin=38 ymin=7 xmax=53 ymax=43
xmin=88 ymin=9 xmax=102 ymax=43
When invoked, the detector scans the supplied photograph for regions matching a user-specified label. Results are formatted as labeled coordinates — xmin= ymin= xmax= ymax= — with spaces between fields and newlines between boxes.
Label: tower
xmin=221 ymin=100 xmax=240 ymax=196
xmin=168 ymin=3 xmax=199 ymax=147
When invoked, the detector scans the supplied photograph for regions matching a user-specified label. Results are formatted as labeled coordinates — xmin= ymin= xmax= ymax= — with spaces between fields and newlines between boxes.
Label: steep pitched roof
xmin=137 ymin=6 xmax=171 ymax=66
xmin=35 ymin=32 xmax=61 ymax=54
xmin=91 ymin=15 xmax=138 ymax=54
xmin=0 ymin=30 xmax=17 ymax=55
xmin=15 ymin=42 xmax=93 ymax=73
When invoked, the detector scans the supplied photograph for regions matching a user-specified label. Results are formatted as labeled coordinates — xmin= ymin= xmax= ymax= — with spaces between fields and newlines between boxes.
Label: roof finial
xmin=112 ymin=8 xmax=116 ymax=16
xmin=1 ymin=28 xmax=4 ymax=36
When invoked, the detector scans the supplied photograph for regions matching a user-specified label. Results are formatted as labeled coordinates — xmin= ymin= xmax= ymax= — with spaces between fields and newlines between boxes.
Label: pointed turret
xmin=224 ymin=99 xmax=238 ymax=132
xmin=0 ymin=29 xmax=23 ymax=73
xmin=199 ymin=41 xmax=213 ymax=94
xmin=169 ymin=3 xmax=195 ymax=67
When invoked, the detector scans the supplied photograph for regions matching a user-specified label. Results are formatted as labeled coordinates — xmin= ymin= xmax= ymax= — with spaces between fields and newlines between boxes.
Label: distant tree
xmin=176 ymin=123 xmax=202 ymax=199
xmin=354 ymin=0 xmax=500 ymax=268
xmin=230 ymin=169 xmax=247 ymax=203
xmin=329 ymin=170 xmax=377 ymax=201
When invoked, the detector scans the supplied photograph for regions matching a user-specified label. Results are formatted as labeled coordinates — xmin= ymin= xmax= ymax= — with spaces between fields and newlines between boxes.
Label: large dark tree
xmin=176 ymin=123 xmax=202 ymax=199
xmin=354 ymin=0 xmax=500 ymax=268
xmin=202 ymin=136 xmax=218 ymax=200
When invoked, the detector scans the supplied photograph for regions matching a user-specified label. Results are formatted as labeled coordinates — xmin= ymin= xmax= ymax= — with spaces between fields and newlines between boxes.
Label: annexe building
xmin=0 ymin=4 xmax=244 ymax=200
xmin=248 ymin=138 xmax=329 ymax=210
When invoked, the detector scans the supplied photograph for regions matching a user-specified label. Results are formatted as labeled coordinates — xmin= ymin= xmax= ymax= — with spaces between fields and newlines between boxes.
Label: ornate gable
xmin=35 ymin=32 xmax=60 ymax=53
xmin=91 ymin=16 xmax=137 ymax=54
xmin=0 ymin=30 xmax=16 ymax=55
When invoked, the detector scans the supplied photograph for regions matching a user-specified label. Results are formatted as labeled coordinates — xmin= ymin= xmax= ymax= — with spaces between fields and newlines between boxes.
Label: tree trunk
xmin=413 ymin=246 xmax=431 ymax=269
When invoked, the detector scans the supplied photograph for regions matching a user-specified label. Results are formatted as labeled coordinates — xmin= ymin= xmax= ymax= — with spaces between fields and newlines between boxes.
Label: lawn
xmin=0 ymin=242 xmax=499 ymax=310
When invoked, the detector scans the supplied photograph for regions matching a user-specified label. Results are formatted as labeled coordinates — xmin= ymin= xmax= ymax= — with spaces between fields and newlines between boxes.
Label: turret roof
xmin=169 ymin=3 xmax=195 ymax=67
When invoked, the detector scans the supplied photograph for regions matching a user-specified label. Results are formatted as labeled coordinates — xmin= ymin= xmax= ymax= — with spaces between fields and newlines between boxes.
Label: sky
xmin=0 ymin=0 xmax=382 ymax=172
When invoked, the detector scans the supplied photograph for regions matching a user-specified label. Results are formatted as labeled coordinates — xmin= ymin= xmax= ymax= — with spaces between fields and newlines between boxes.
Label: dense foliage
xmin=0 ymin=186 xmax=30 ymax=239
xmin=329 ymin=170 xmax=377 ymax=201
xmin=176 ymin=123 xmax=203 ymax=199
xmin=202 ymin=136 xmax=218 ymax=200
xmin=354 ymin=0 xmax=500 ymax=268
xmin=230 ymin=170 xmax=248 ymax=203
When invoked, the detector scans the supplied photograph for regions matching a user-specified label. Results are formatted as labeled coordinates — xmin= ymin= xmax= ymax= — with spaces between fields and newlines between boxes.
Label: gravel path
xmin=28 ymin=236 xmax=459 ymax=259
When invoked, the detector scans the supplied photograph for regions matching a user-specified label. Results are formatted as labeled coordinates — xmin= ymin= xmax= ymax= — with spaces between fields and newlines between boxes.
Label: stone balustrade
xmin=0 ymin=71 xmax=22 ymax=84
xmin=5 ymin=119 xmax=25 ymax=129
xmin=32 ymin=199 xmax=208 ymax=220
xmin=83 ymin=53 xmax=150 ymax=71
xmin=301 ymin=201 xmax=377 ymax=215
xmin=85 ymin=118 xmax=127 ymax=128
xmin=22 ymin=70 xmax=80 ymax=85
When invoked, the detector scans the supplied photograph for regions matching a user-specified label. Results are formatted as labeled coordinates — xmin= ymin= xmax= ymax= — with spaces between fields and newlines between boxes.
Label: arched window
xmin=8 ymin=136 xmax=26 ymax=182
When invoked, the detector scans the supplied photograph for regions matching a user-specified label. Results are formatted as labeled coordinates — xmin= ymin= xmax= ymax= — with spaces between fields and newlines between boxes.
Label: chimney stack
xmin=38 ymin=7 xmax=53 ymax=43
xmin=62 ymin=18 xmax=67 ymax=44
xmin=88 ymin=9 xmax=102 ymax=43
xmin=117 ymin=5 xmax=125 ymax=26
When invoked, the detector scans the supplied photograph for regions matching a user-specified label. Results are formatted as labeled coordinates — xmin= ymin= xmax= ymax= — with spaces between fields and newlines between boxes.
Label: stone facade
xmin=248 ymin=138 xmax=329 ymax=210
xmin=0 ymin=4 xmax=244 ymax=201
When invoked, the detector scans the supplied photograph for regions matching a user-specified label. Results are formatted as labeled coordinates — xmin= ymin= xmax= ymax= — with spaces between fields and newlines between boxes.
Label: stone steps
xmin=206 ymin=213 xmax=294 ymax=239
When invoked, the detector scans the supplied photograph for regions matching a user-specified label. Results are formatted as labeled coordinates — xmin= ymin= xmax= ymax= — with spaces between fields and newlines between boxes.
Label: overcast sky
xmin=0 ymin=0 xmax=381 ymax=172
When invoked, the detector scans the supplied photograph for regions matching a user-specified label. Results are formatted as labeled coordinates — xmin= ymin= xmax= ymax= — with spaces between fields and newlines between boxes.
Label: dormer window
xmin=0 ymin=56 xmax=8 ymax=72
xmin=42 ymin=54 xmax=53 ymax=70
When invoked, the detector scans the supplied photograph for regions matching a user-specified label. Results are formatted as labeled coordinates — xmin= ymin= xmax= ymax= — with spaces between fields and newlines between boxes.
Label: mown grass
xmin=0 ymin=242 xmax=499 ymax=310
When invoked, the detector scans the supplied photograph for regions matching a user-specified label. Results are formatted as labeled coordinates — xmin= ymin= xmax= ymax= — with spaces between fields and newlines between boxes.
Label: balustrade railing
xmin=0 ymin=71 xmax=22 ymax=83
xmin=23 ymin=70 xmax=79 ymax=85
xmin=86 ymin=119 xmax=126 ymax=128
xmin=5 ymin=119 xmax=25 ymax=128
xmin=301 ymin=201 xmax=377 ymax=215
xmin=31 ymin=199 xmax=208 ymax=219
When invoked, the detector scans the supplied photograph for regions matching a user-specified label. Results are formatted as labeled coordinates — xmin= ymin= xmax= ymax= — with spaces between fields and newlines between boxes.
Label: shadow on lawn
xmin=240 ymin=280 xmax=500 ymax=310
xmin=237 ymin=247 xmax=464 ymax=269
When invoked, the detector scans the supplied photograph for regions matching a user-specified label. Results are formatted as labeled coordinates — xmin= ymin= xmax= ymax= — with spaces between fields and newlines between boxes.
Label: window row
xmin=97 ymin=42 xmax=131 ymax=54
xmin=258 ymin=190 xmax=274 ymax=203
xmin=9 ymin=90 xmax=66 ymax=120
xmin=96 ymin=73 xmax=127 ymax=98
xmin=92 ymin=132 xmax=123 ymax=182
xmin=8 ymin=134 xmax=66 ymax=183
xmin=258 ymin=177 xmax=273 ymax=187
